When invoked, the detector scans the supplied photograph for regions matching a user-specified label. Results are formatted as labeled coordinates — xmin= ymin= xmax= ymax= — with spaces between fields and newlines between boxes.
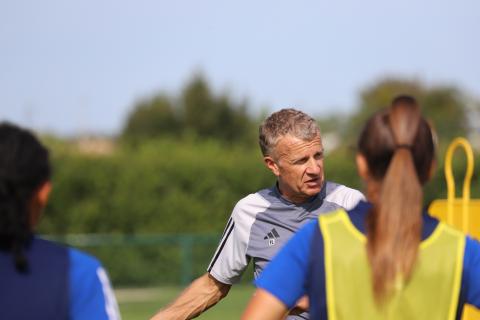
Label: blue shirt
xmin=0 ymin=237 xmax=120 ymax=320
xmin=256 ymin=201 xmax=480 ymax=319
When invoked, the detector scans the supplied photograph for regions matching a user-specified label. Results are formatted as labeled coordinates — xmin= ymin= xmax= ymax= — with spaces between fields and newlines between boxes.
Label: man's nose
xmin=306 ymin=158 xmax=321 ymax=175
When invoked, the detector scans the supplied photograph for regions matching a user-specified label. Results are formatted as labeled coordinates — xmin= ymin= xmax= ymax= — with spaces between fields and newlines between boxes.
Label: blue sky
xmin=1 ymin=0 xmax=479 ymax=136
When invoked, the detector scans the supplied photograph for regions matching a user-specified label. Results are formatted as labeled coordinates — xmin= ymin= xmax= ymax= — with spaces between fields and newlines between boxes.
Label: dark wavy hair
xmin=0 ymin=122 xmax=51 ymax=272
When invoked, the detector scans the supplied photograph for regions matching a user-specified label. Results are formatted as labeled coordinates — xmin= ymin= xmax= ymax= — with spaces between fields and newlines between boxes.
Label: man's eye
xmin=315 ymin=153 xmax=324 ymax=160
xmin=294 ymin=158 xmax=308 ymax=165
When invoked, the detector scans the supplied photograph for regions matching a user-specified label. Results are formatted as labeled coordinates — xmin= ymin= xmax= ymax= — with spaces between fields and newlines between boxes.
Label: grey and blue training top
xmin=207 ymin=181 xmax=363 ymax=319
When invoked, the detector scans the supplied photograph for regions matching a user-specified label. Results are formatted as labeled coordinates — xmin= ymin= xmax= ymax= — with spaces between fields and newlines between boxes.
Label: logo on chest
xmin=263 ymin=228 xmax=280 ymax=246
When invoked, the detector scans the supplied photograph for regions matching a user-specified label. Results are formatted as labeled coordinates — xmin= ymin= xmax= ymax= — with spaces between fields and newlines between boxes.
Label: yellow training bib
xmin=319 ymin=209 xmax=465 ymax=320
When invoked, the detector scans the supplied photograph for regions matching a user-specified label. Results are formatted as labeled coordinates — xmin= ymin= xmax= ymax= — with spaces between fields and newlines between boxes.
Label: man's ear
xmin=264 ymin=156 xmax=280 ymax=177
xmin=356 ymin=153 xmax=369 ymax=180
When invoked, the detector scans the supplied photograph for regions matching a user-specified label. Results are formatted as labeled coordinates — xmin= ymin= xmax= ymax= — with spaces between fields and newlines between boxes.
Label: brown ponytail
xmin=358 ymin=95 xmax=435 ymax=303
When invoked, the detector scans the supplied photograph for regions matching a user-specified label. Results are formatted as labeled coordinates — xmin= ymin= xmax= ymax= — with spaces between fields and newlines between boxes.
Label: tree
xmin=181 ymin=74 xmax=218 ymax=137
xmin=346 ymin=78 xmax=469 ymax=145
xmin=423 ymin=87 xmax=469 ymax=143
xmin=122 ymin=94 xmax=180 ymax=141
xmin=180 ymin=74 xmax=254 ymax=142
xmin=121 ymin=73 xmax=255 ymax=144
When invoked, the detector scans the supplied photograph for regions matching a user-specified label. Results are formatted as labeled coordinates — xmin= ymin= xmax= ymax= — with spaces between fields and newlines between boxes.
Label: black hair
xmin=0 ymin=122 xmax=51 ymax=272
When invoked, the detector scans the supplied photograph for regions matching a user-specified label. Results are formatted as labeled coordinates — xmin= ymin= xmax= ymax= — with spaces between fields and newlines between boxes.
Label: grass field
xmin=116 ymin=285 xmax=255 ymax=319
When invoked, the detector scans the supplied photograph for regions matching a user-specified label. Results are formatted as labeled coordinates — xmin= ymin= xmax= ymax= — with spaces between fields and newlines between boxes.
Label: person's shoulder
xmin=68 ymin=247 xmax=111 ymax=301
xmin=68 ymin=249 xmax=120 ymax=320
xmin=324 ymin=181 xmax=365 ymax=210
xmin=324 ymin=181 xmax=363 ymax=198
xmin=33 ymin=237 xmax=68 ymax=249
xmin=466 ymin=235 xmax=480 ymax=255
xmin=463 ymin=235 xmax=480 ymax=309
xmin=233 ymin=188 xmax=273 ymax=215
xmin=464 ymin=236 xmax=480 ymax=272
xmin=302 ymin=218 xmax=320 ymax=234
xmin=31 ymin=237 xmax=70 ymax=260
xmin=69 ymin=247 xmax=102 ymax=272
xmin=228 ymin=188 xmax=277 ymax=234
xmin=435 ymin=220 xmax=465 ymax=239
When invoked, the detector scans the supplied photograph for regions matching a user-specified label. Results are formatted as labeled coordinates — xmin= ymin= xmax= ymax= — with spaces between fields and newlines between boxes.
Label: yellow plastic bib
xmin=319 ymin=210 xmax=465 ymax=320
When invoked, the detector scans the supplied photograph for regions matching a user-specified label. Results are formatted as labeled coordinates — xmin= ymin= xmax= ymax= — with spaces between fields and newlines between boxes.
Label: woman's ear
xmin=356 ymin=153 xmax=370 ymax=181
xmin=37 ymin=181 xmax=52 ymax=206
xmin=29 ymin=181 xmax=52 ymax=229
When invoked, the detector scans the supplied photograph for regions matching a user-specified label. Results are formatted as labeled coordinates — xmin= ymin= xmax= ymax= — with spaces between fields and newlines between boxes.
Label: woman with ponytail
xmin=0 ymin=123 xmax=120 ymax=320
xmin=242 ymin=95 xmax=480 ymax=320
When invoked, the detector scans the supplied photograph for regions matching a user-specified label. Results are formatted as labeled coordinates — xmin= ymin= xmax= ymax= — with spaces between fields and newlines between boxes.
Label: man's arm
xmin=153 ymin=195 xmax=258 ymax=319
xmin=150 ymin=273 xmax=231 ymax=320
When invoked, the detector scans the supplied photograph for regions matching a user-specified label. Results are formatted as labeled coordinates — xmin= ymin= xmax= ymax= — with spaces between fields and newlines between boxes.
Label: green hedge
xmin=40 ymin=139 xmax=272 ymax=234
xmin=38 ymin=137 xmax=479 ymax=286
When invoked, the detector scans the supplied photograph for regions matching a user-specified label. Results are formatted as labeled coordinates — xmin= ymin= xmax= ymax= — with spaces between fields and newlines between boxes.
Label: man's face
xmin=264 ymin=134 xmax=324 ymax=204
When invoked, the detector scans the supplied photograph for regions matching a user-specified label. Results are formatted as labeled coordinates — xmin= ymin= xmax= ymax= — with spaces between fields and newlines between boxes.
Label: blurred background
xmin=1 ymin=1 xmax=480 ymax=318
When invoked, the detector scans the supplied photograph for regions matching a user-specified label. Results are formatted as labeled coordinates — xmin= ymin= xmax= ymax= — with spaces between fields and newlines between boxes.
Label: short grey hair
xmin=259 ymin=108 xmax=321 ymax=157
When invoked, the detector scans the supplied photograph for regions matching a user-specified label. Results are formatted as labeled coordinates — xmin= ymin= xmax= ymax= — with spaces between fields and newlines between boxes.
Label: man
xmin=151 ymin=108 xmax=364 ymax=320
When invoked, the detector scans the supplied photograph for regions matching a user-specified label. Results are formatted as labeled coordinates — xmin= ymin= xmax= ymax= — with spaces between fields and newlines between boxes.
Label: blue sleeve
xmin=69 ymin=249 xmax=121 ymax=320
xmin=255 ymin=220 xmax=316 ymax=308
xmin=464 ymin=236 xmax=480 ymax=308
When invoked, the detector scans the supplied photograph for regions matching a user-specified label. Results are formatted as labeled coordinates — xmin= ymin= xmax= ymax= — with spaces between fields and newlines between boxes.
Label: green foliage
xmin=182 ymin=76 xmax=254 ymax=142
xmin=37 ymin=76 xmax=480 ymax=286
xmin=325 ymin=145 xmax=480 ymax=207
xmin=122 ymin=94 xmax=180 ymax=141
xmin=324 ymin=147 xmax=362 ymax=190
xmin=122 ymin=74 xmax=255 ymax=144
xmin=347 ymin=78 xmax=469 ymax=145
xmin=316 ymin=114 xmax=348 ymax=134
xmin=39 ymin=135 xmax=480 ymax=286
xmin=41 ymin=138 xmax=271 ymax=234
xmin=423 ymin=87 xmax=469 ymax=142
xmin=39 ymin=138 xmax=272 ymax=286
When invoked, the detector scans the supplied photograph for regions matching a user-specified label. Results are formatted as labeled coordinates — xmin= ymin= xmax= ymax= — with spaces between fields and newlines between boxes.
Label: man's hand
xmin=150 ymin=273 xmax=231 ymax=320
